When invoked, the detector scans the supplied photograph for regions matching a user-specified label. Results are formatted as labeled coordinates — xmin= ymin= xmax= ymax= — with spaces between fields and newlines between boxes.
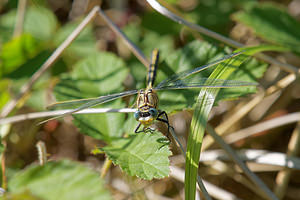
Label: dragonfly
xmin=43 ymin=49 xmax=256 ymax=134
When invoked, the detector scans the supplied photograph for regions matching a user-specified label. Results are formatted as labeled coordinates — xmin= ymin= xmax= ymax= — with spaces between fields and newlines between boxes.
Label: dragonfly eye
xmin=139 ymin=89 xmax=145 ymax=94
xmin=149 ymin=108 xmax=158 ymax=117
xmin=134 ymin=111 xmax=141 ymax=120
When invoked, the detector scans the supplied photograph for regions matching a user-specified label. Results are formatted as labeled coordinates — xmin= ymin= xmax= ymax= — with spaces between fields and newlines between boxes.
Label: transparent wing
xmin=155 ymin=77 xmax=257 ymax=91
xmin=156 ymin=51 xmax=243 ymax=88
xmin=40 ymin=90 xmax=139 ymax=124
xmin=47 ymin=97 xmax=108 ymax=110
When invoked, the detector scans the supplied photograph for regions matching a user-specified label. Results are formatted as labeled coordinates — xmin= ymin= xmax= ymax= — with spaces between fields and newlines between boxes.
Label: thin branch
xmin=206 ymin=125 xmax=279 ymax=200
xmin=0 ymin=108 xmax=136 ymax=125
xmin=200 ymin=149 xmax=300 ymax=170
xmin=36 ymin=141 xmax=47 ymax=165
xmin=0 ymin=6 xmax=100 ymax=118
xmin=96 ymin=8 xmax=149 ymax=67
xmin=146 ymin=0 xmax=300 ymax=74
xmin=13 ymin=0 xmax=27 ymax=37
xmin=0 ymin=141 xmax=7 ymax=190
xmin=274 ymin=122 xmax=300 ymax=199
xmin=225 ymin=112 xmax=300 ymax=144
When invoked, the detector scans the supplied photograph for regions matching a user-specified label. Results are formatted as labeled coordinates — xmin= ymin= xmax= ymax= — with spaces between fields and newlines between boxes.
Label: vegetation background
xmin=0 ymin=0 xmax=300 ymax=199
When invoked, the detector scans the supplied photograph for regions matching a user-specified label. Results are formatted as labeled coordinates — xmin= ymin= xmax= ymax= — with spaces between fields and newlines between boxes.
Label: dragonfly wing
xmin=157 ymin=51 xmax=243 ymax=88
xmin=47 ymin=97 xmax=106 ymax=110
xmin=40 ymin=90 xmax=139 ymax=124
xmin=155 ymin=77 xmax=257 ymax=91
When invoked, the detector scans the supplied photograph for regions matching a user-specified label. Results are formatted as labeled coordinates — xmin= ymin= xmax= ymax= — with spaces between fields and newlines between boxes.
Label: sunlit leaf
xmin=186 ymin=0 xmax=236 ymax=35
xmin=0 ymin=34 xmax=40 ymax=76
xmin=23 ymin=6 xmax=57 ymax=41
xmin=54 ymin=20 xmax=97 ymax=59
xmin=54 ymin=52 xmax=129 ymax=141
xmin=8 ymin=160 xmax=112 ymax=200
xmin=102 ymin=131 xmax=171 ymax=180
xmin=233 ymin=2 xmax=300 ymax=54
xmin=73 ymin=100 xmax=126 ymax=142
xmin=0 ymin=80 xmax=11 ymax=110
xmin=0 ymin=6 xmax=57 ymax=43
xmin=141 ymin=11 xmax=180 ymax=36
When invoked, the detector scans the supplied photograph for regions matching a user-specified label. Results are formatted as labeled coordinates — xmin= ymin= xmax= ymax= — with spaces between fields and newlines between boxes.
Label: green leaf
xmin=123 ymin=22 xmax=175 ymax=60
xmin=121 ymin=114 xmax=138 ymax=136
xmin=0 ymin=34 xmax=40 ymax=77
xmin=141 ymin=11 xmax=180 ymax=36
xmin=25 ymin=86 xmax=47 ymax=111
xmin=54 ymin=52 xmax=129 ymax=141
xmin=7 ymin=160 xmax=112 ymax=200
xmin=0 ymin=80 xmax=11 ymax=110
xmin=233 ymin=2 xmax=300 ymax=54
xmin=23 ymin=6 xmax=57 ymax=41
xmin=4 ymin=191 xmax=42 ymax=200
xmin=102 ymin=131 xmax=171 ymax=180
xmin=0 ymin=6 xmax=57 ymax=43
xmin=55 ymin=51 xmax=128 ymax=100
xmin=186 ymin=0 xmax=236 ymax=35
xmin=53 ymin=20 xmax=97 ymax=60
xmin=72 ymin=100 xmax=126 ymax=142
xmin=140 ymin=32 xmax=175 ymax=59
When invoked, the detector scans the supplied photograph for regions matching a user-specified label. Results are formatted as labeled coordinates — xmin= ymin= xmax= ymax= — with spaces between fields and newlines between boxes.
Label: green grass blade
xmin=185 ymin=53 xmax=250 ymax=200
xmin=184 ymin=43 xmax=287 ymax=199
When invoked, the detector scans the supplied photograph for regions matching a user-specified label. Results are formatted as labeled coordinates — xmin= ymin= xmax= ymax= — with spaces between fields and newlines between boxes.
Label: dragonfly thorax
xmin=136 ymin=88 xmax=159 ymax=111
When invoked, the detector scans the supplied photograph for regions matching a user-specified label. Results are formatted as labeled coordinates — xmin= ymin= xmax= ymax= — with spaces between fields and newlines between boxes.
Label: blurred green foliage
xmin=7 ymin=160 xmax=112 ymax=200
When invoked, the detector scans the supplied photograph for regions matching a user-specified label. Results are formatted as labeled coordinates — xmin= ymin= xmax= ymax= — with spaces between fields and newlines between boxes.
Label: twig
xmin=13 ymin=0 xmax=27 ymax=37
xmin=0 ymin=141 xmax=7 ymax=190
xmin=224 ymin=112 xmax=300 ymax=144
xmin=96 ymin=8 xmax=149 ymax=67
xmin=206 ymin=125 xmax=279 ymax=200
xmin=274 ymin=122 xmax=300 ymax=199
xmin=0 ymin=108 xmax=136 ymax=125
xmin=36 ymin=141 xmax=47 ymax=165
xmin=0 ymin=6 xmax=100 ymax=118
xmin=200 ymin=149 xmax=300 ymax=170
xmin=146 ymin=0 xmax=300 ymax=74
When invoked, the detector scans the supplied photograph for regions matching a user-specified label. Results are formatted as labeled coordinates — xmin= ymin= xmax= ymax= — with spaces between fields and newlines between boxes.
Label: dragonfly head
xmin=134 ymin=108 xmax=159 ymax=126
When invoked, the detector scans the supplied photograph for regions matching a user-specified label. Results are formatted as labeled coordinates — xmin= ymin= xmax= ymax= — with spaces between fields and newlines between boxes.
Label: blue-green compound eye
xmin=134 ymin=111 xmax=141 ymax=120
xmin=149 ymin=108 xmax=158 ymax=117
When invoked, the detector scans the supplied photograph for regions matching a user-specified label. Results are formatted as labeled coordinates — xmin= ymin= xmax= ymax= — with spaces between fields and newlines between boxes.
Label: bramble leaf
xmin=102 ymin=131 xmax=171 ymax=180
xmin=8 ymin=160 xmax=111 ymax=200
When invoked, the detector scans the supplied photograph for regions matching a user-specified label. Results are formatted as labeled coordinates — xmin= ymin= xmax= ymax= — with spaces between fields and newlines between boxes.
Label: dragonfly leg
xmin=135 ymin=123 xmax=155 ymax=133
xmin=144 ymin=127 xmax=155 ymax=133
xmin=156 ymin=111 xmax=172 ymax=140
xmin=134 ymin=123 xmax=142 ymax=133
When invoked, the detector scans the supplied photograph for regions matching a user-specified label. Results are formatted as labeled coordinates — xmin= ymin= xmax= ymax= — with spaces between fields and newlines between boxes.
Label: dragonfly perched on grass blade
xmin=42 ymin=49 xmax=257 ymax=134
